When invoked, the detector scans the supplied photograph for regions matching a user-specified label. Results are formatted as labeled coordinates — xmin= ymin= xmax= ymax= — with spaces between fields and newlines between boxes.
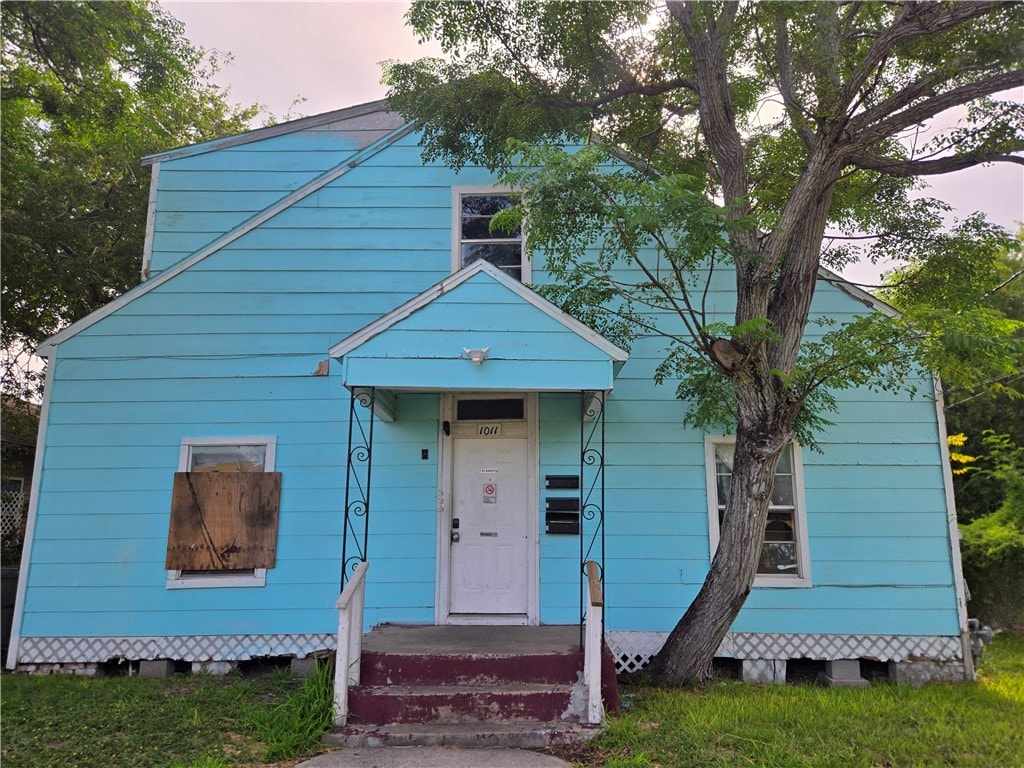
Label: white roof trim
xmin=37 ymin=120 xmax=417 ymax=357
xmin=329 ymin=260 xmax=630 ymax=363
xmin=141 ymin=99 xmax=392 ymax=167
xmin=816 ymin=266 xmax=898 ymax=317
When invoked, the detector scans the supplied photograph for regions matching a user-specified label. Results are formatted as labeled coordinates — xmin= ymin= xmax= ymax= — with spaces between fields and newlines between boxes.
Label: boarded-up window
xmin=165 ymin=438 xmax=280 ymax=584
xmin=166 ymin=471 xmax=282 ymax=571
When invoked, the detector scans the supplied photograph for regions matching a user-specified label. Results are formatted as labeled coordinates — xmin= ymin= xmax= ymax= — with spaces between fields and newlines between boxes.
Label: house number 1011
xmin=478 ymin=424 xmax=502 ymax=437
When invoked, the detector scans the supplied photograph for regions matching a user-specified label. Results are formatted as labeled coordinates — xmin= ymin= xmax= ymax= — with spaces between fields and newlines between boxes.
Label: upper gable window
xmin=453 ymin=189 xmax=529 ymax=282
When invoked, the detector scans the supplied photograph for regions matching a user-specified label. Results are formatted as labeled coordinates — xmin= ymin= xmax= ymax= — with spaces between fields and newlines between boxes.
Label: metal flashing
xmin=815 ymin=265 xmax=899 ymax=317
xmin=140 ymin=161 xmax=160 ymax=281
xmin=141 ymin=99 xmax=394 ymax=167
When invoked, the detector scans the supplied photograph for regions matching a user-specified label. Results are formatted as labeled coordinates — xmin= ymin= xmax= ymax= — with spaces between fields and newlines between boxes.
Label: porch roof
xmin=328 ymin=260 xmax=629 ymax=395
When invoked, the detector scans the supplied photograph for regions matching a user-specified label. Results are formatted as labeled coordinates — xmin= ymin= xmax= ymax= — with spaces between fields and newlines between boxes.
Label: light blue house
xmin=6 ymin=101 xmax=972 ymax=686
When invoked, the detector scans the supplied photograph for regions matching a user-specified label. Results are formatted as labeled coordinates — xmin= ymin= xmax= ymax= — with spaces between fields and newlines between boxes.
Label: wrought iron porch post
xmin=341 ymin=387 xmax=376 ymax=590
xmin=580 ymin=390 xmax=606 ymax=647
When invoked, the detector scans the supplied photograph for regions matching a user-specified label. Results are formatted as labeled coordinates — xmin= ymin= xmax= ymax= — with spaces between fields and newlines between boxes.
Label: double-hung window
xmin=706 ymin=437 xmax=811 ymax=587
xmin=165 ymin=437 xmax=281 ymax=589
xmin=453 ymin=188 xmax=528 ymax=282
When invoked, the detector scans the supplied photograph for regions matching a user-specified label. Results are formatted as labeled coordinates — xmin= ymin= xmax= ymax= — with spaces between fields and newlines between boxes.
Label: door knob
xmin=451 ymin=531 xmax=460 ymax=543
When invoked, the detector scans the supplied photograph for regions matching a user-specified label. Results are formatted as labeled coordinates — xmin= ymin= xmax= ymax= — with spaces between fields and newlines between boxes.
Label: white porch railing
xmin=333 ymin=560 xmax=369 ymax=726
xmin=584 ymin=560 xmax=605 ymax=725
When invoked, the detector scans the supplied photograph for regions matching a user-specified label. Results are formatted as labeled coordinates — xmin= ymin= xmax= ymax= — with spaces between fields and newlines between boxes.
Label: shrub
xmin=960 ymin=431 xmax=1024 ymax=630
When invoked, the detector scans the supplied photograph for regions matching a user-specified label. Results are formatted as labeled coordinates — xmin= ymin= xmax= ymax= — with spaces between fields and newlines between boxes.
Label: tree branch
xmin=834 ymin=1 xmax=1004 ymax=118
xmin=849 ymin=147 xmax=1024 ymax=176
xmin=551 ymin=75 xmax=700 ymax=111
xmin=771 ymin=13 xmax=815 ymax=148
xmin=667 ymin=1 xmax=755 ymax=260
xmin=850 ymin=69 xmax=1024 ymax=149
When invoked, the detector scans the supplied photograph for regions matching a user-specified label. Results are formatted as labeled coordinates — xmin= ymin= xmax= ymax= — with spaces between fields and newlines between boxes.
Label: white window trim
xmin=165 ymin=436 xmax=277 ymax=590
xmin=451 ymin=186 xmax=531 ymax=284
xmin=705 ymin=435 xmax=812 ymax=588
xmin=2 ymin=477 xmax=25 ymax=494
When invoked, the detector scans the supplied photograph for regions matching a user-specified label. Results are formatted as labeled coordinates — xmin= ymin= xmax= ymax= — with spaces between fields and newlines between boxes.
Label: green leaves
xmin=1 ymin=1 xmax=258 ymax=399
xmin=882 ymin=225 xmax=1024 ymax=396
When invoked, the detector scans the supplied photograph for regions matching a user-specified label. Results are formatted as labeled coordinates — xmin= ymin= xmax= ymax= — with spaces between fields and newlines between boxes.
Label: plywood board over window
xmin=165 ymin=472 xmax=282 ymax=571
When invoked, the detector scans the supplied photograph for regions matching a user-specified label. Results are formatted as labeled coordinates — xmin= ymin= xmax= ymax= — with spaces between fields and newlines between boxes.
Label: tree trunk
xmin=647 ymin=401 xmax=790 ymax=685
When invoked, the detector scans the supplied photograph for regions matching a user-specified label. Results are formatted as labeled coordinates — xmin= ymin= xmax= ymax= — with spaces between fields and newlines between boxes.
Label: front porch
xmin=329 ymin=559 xmax=612 ymax=746
xmin=327 ymin=622 xmax=616 ymax=748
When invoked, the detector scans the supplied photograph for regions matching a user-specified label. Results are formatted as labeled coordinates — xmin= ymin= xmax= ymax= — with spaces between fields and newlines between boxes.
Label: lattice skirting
xmin=16 ymin=633 xmax=337 ymax=664
xmin=16 ymin=631 xmax=964 ymax=672
xmin=606 ymin=631 xmax=964 ymax=674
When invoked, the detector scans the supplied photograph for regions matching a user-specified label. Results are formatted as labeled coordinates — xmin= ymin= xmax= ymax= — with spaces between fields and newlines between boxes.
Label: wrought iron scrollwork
xmin=341 ymin=388 xmax=375 ymax=589
xmin=580 ymin=390 xmax=606 ymax=646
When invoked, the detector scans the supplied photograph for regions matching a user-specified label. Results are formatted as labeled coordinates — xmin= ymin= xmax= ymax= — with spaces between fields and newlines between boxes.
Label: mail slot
xmin=545 ymin=475 xmax=580 ymax=489
xmin=545 ymin=511 xmax=580 ymax=535
xmin=545 ymin=497 xmax=580 ymax=512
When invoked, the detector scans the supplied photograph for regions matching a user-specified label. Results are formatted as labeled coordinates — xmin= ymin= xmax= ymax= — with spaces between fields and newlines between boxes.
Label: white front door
xmin=444 ymin=395 xmax=534 ymax=620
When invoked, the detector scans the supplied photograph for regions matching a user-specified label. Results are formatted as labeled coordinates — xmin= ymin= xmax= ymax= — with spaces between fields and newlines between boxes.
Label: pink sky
xmin=163 ymin=1 xmax=1022 ymax=285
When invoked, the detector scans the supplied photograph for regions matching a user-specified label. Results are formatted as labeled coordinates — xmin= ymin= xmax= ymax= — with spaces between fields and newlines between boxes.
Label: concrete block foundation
xmin=191 ymin=660 xmax=235 ymax=676
xmin=889 ymin=659 xmax=967 ymax=686
xmin=741 ymin=658 xmax=786 ymax=684
xmin=139 ymin=659 xmax=175 ymax=679
xmin=817 ymin=659 xmax=869 ymax=688
xmin=290 ymin=656 xmax=318 ymax=679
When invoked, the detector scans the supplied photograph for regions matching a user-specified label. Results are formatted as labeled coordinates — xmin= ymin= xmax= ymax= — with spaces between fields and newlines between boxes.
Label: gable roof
xmin=330 ymin=260 xmax=629 ymax=393
xmin=37 ymin=106 xmax=416 ymax=357
xmin=39 ymin=99 xmax=895 ymax=356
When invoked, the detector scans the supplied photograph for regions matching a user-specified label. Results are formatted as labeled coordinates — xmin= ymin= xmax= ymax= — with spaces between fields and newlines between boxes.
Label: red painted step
xmin=358 ymin=650 xmax=584 ymax=687
xmin=343 ymin=625 xmax=608 ymax=727
xmin=347 ymin=683 xmax=576 ymax=724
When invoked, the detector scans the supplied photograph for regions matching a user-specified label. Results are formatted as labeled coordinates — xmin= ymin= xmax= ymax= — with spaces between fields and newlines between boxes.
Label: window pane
xmin=190 ymin=445 xmax=266 ymax=473
xmin=771 ymin=475 xmax=794 ymax=506
xmin=456 ymin=398 xmax=525 ymax=421
xmin=764 ymin=511 xmax=795 ymax=542
xmin=461 ymin=195 xmax=515 ymax=217
xmin=461 ymin=243 xmax=522 ymax=269
xmin=775 ymin=446 xmax=792 ymax=473
xmin=758 ymin=542 xmax=798 ymax=574
xmin=713 ymin=441 xmax=802 ymax=579
xmin=462 ymin=215 xmax=521 ymax=240
xmin=717 ymin=473 xmax=731 ymax=503
xmin=714 ymin=445 xmax=734 ymax=474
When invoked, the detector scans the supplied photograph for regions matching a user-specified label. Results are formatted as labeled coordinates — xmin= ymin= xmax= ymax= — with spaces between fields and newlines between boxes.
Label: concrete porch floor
xmin=362 ymin=624 xmax=581 ymax=655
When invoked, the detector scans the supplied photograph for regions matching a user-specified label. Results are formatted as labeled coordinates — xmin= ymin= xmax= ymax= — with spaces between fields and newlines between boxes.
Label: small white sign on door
xmin=482 ymin=481 xmax=498 ymax=504
xmin=477 ymin=423 xmax=502 ymax=437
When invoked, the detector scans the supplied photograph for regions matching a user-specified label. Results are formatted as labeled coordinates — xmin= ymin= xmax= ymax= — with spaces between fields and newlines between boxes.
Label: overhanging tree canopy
xmin=1 ymin=0 xmax=258 ymax=399
xmin=387 ymin=0 xmax=1024 ymax=684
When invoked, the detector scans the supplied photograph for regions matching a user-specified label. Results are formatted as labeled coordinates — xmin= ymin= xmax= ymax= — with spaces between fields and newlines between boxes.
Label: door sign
xmin=478 ymin=424 xmax=503 ymax=437
xmin=483 ymin=481 xmax=498 ymax=504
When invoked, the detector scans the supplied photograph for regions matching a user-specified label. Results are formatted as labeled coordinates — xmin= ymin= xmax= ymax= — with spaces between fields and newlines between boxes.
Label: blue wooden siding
xmin=340 ymin=275 xmax=618 ymax=391
xmin=19 ymin=118 xmax=961 ymax=646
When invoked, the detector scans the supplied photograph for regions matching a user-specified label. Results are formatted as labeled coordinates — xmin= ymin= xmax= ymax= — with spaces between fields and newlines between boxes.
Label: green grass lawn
xmin=0 ymin=661 xmax=333 ymax=768
xmin=572 ymin=633 xmax=1024 ymax=768
xmin=1 ymin=636 xmax=1022 ymax=768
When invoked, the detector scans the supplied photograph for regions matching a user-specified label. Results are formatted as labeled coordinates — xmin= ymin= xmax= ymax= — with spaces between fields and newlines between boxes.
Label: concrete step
xmin=324 ymin=721 xmax=601 ymax=749
xmin=347 ymin=683 xmax=578 ymax=724
xmin=359 ymin=649 xmax=584 ymax=686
